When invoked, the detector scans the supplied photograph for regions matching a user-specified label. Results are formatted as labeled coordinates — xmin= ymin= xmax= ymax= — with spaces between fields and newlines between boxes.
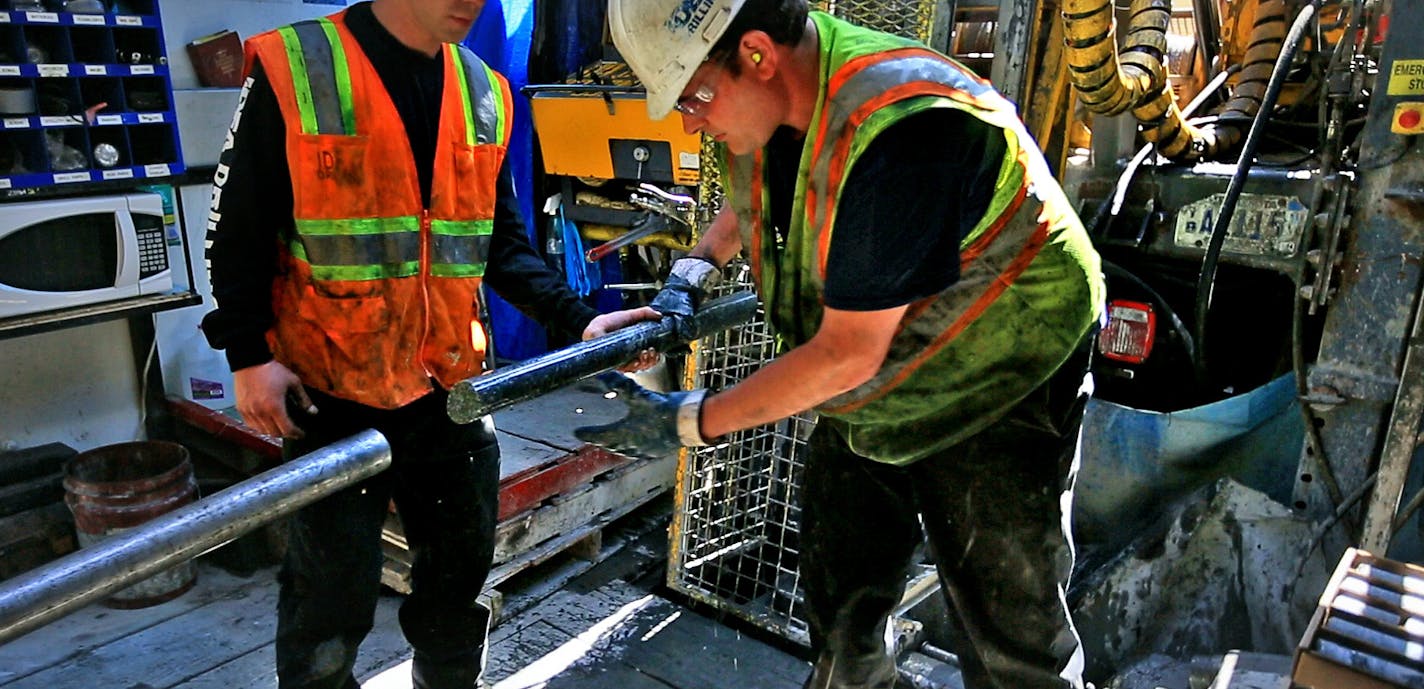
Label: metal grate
xmin=817 ymin=0 xmax=934 ymax=42
xmin=668 ymin=267 xmax=817 ymax=645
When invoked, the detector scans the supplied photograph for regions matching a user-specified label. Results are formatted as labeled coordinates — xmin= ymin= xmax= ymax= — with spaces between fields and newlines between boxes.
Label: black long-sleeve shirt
xmin=201 ymin=2 xmax=597 ymax=372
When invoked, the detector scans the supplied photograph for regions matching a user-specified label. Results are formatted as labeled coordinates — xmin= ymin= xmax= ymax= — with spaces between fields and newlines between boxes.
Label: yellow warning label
xmin=1389 ymin=60 xmax=1424 ymax=95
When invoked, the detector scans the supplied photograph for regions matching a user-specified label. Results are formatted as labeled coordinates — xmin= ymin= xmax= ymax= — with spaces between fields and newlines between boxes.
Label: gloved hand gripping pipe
xmin=1063 ymin=0 xmax=1288 ymax=160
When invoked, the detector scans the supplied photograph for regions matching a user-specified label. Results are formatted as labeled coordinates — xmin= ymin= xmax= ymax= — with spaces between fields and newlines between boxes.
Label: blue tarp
xmin=465 ymin=0 xmax=548 ymax=361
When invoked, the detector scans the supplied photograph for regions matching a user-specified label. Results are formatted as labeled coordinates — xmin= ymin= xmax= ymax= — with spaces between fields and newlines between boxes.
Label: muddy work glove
xmin=650 ymin=256 xmax=722 ymax=339
xmin=574 ymin=371 xmax=710 ymax=460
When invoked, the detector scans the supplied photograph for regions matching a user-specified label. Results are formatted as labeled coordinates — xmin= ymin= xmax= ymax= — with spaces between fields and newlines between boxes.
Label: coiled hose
xmin=1063 ymin=0 xmax=1288 ymax=160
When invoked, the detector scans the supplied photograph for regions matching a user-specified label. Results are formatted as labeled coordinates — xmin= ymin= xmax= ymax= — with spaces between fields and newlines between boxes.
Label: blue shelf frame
xmin=0 ymin=0 xmax=184 ymax=194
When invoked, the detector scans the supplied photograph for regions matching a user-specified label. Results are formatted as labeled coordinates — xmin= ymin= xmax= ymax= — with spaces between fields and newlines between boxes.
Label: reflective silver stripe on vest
xmin=290 ymin=20 xmax=347 ymax=136
xmin=455 ymin=46 xmax=502 ymax=145
xmin=809 ymin=54 xmax=997 ymax=232
xmin=299 ymin=230 xmax=422 ymax=267
xmin=805 ymin=52 xmax=1050 ymax=411
xmin=431 ymin=233 xmax=492 ymax=265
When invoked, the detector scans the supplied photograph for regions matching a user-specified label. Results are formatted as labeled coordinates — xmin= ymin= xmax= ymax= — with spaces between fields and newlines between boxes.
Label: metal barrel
xmin=448 ymin=291 xmax=759 ymax=424
xmin=0 ymin=429 xmax=392 ymax=645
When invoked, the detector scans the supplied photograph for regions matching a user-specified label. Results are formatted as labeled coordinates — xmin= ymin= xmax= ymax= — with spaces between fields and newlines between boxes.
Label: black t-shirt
xmin=761 ymin=108 xmax=1007 ymax=311
xmin=201 ymin=2 xmax=598 ymax=371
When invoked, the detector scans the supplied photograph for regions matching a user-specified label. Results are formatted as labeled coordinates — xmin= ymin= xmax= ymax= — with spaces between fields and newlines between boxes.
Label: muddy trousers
xmin=800 ymin=348 xmax=1091 ymax=689
xmin=275 ymin=387 xmax=501 ymax=689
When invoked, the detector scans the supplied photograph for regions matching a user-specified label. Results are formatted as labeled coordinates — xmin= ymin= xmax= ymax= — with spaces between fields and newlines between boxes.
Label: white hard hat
xmin=609 ymin=0 xmax=746 ymax=119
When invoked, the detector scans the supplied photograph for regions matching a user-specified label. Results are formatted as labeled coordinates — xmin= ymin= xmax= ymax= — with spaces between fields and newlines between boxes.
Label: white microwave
xmin=0 ymin=192 xmax=173 ymax=319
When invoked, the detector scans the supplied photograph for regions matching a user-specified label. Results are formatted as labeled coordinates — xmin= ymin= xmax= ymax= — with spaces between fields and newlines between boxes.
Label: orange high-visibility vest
xmin=245 ymin=10 xmax=512 ymax=409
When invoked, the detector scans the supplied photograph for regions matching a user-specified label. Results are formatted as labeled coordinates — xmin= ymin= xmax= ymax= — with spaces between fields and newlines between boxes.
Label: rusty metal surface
xmin=1294 ymin=0 xmax=1424 ymax=529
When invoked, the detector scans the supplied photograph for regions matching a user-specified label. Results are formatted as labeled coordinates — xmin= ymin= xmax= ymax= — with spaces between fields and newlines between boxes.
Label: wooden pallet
xmin=380 ymin=450 xmax=676 ymax=594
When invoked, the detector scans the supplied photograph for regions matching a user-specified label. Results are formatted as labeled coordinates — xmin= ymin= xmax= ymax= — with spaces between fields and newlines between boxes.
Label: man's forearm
xmin=698 ymin=305 xmax=908 ymax=438
xmin=687 ymin=207 xmax=743 ymax=267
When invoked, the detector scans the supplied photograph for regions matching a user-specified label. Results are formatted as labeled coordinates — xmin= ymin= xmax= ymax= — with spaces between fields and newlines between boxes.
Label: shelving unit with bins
xmin=0 ymin=0 xmax=183 ymax=193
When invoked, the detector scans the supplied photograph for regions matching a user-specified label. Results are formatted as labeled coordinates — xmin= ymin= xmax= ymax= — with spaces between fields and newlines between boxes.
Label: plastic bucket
xmin=63 ymin=441 xmax=199 ymax=608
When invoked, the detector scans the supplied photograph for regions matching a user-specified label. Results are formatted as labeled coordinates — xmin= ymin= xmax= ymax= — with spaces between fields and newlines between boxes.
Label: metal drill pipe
xmin=0 ymin=429 xmax=392 ymax=645
xmin=448 ymin=291 xmax=759 ymax=424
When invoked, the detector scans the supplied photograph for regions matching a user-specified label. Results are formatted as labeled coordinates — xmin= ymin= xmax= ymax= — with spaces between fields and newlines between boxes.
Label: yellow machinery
xmin=526 ymin=62 xmax=702 ymax=271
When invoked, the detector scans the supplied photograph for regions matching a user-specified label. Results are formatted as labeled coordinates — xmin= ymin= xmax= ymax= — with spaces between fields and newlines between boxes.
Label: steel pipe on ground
xmin=447 ymin=290 xmax=759 ymax=424
xmin=0 ymin=429 xmax=392 ymax=645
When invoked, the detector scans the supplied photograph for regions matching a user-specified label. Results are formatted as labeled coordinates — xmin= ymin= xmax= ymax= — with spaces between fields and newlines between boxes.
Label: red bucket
xmin=63 ymin=441 xmax=199 ymax=608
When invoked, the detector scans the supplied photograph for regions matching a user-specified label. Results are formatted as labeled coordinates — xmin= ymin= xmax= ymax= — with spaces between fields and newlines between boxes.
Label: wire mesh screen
xmin=668 ymin=267 xmax=818 ymax=645
xmin=816 ymin=0 xmax=934 ymax=42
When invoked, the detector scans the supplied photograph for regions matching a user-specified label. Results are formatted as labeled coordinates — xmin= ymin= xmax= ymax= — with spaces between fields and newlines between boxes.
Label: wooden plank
xmin=383 ymin=461 xmax=671 ymax=594
xmin=0 ymin=566 xmax=281 ymax=689
xmin=498 ymin=446 xmax=632 ymax=521
xmin=0 ymin=502 xmax=76 ymax=580
xmin=487 ymin=618 xmax=580 ymax=684
xmin=0 ymin=473 xmax=63 ymax=519
xmin=0 ymin=563 xmax=270 ymax=684
xmin=0 ymin=443 xmax=74 ymax=485
xmin=166 ymin=397 xmax=283 ymax=473
xmin=495 ymin=428 xmax=568 ymax=482
xmin=493 ymin=456 xmax=674 ymax=564
xmin=537 ymin=662 xmax=679 ymax=688
xmin=176 ymin=590 xmax=406 ymax=689
xmin=493 ymin=594 xmax=806 ymax=689
xmin=603 ymin=596 xmax=808 ymax=689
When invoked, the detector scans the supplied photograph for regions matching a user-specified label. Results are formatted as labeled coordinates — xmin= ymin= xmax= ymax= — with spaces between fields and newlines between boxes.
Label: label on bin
xmin=138 ymin=112 xmax=163 ymax=123
xmin=73 ymin=14 xmax=105 ymax=25
xmin=103 ymin=169 xmax=135 ymax=180
xmin=85 ymin=65 xmax=107 ymax=76
xmin=37 ymin=64 xmax=67 ymax=77
xmin=24 ymin=11 xmax=58 ymax=22
xmin=130 ymin=65 xmax=154 ymax=75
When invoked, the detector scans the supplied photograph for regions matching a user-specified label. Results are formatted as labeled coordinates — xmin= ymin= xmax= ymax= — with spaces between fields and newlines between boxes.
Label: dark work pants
xmin=800 ymin=342 xmax=1092 ymax=689
xmin=275 ymin=387 xmax=500 ymax=689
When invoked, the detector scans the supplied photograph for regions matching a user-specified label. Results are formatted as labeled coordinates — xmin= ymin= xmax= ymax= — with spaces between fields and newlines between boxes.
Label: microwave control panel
xmin=135 ymin=214 xmax=167 ymax=279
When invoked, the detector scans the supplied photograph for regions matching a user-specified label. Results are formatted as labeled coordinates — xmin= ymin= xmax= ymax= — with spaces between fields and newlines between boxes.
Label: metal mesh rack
xmin=821 ymin=0 xmax=934 ymax=42
xmin=667 ymin=267 xmax=818 ymax=645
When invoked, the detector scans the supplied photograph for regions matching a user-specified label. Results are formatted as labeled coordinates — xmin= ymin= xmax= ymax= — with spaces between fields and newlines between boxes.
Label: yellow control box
xmin=1392 ymin=102 xmax=1424 ymax=134
xmin=528 ymin=87 xmax=701 ymax=186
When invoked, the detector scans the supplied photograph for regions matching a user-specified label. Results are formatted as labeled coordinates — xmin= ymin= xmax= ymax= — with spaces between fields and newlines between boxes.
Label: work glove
xmin=650 ymin=256 xmax=722 ymax=339
xmin=574 ymin=371 xmax=711 ymax=460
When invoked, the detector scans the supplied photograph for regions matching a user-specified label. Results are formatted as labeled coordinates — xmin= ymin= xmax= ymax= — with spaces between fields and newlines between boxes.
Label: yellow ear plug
xmin=751 ymin=52 xmax=762 ymax=64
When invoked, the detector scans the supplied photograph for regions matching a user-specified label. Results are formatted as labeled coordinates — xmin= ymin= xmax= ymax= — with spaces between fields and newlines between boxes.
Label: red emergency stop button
xmin=1394 ymin=103 xmax=1424 ymax=134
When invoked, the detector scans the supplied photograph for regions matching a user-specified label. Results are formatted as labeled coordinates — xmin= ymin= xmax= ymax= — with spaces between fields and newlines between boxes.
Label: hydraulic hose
xmin=1192 ymin=0 xmax=1318 ymax=383
xmin=1063 ymin=0 xmax=1289 ymax=160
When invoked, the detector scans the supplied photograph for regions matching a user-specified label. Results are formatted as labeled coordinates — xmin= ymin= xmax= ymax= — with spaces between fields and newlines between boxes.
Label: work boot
xmin=411 ymin=650 xmax=484 ymax=689
xmin=802 ymin=649 xmax=899 ymax=689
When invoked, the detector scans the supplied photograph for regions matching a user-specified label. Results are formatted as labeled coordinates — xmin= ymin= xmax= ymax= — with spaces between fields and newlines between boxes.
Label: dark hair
xmin=707 ymin=0 xmax=809 ymax=75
